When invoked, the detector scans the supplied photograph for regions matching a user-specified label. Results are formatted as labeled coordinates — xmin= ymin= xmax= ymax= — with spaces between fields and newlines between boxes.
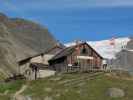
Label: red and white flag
xmin=109 ymin=37 xmax=115 ymax=46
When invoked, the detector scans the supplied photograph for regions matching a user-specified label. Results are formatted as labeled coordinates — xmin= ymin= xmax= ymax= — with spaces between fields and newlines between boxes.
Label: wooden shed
xmin=49 ymin=42 xmax=103 ymax=72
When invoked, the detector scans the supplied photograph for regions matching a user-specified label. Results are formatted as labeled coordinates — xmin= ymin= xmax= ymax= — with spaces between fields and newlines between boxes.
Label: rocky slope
xmin=0 ymin=13 xmax=57 ymax=78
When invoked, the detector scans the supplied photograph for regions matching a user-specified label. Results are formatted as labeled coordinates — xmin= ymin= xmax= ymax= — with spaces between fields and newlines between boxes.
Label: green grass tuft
xmin=0 ymin=80 xmax=25 ymax=94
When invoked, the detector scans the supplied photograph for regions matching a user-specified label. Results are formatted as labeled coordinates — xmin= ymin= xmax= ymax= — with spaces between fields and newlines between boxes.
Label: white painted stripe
xmin=126 ymin=49 xmax=133 ymax=52
xmin=77 ymin=56 xmax=93 ymax=60
xmin=68 ymin=64 xmax=72 ymax=66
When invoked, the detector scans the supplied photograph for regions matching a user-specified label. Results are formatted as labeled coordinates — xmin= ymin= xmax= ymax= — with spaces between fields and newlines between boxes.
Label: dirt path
xmin=59 ymin=72 xmax=104 ymax=85
xmin=13 ymin=85 xmax=28 ymax=100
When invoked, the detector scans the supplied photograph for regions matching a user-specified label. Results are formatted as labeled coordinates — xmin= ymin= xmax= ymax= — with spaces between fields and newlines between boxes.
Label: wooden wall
xmin=50 ymin=43 xmax=103 ymax=72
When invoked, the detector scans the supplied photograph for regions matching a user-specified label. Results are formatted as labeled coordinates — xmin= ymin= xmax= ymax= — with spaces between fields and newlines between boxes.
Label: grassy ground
xmin=0 ymin=80 xmax=25 ymax=100
xmin=0 ymin=72 xmax=133 ymax=100
xmin=0 ymin=80 xmax=25 ymax=93
xmin=23 ymin=72 xmax=133 ymax=100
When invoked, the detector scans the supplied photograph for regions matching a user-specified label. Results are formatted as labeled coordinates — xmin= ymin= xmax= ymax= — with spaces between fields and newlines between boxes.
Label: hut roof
xmin=49 ymin=42 xmax=103 ymax=62
xmin=18 ymin=42 xmax=65 ymax=64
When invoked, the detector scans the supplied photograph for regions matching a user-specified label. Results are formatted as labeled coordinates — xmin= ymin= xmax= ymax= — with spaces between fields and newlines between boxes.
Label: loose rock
xmin=107 ymin=88 xmax=125 ymax=98
xmin=44 ymin=88 xmax=52 ymax=92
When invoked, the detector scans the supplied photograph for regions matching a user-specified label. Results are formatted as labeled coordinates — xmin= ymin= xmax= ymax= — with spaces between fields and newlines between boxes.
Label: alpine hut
xmin=49 ymin=42 xmax=103 ymax=72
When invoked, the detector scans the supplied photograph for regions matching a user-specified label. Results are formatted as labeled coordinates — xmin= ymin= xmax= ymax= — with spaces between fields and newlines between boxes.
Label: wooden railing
xmin=66 ymin=65 xmax=111 ymax=73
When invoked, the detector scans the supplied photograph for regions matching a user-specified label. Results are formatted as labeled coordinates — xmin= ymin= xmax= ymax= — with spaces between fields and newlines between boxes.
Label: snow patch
xmin=65 ymin=37 xmax=130 ymax=59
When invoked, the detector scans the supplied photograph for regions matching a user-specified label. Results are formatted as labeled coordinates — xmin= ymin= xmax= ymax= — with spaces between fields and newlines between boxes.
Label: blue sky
xmin=0 ymin=0 xmax=133 ymax=43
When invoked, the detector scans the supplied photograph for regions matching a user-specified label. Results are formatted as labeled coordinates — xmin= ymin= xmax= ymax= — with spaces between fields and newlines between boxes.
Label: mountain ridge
xmin=0 ymin=13 xmax=57 ymax=77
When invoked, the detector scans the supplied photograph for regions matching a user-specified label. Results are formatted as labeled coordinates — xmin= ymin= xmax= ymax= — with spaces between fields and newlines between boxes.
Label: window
xmin=73 ymin=61 xmax=81 ymax=66
xmin=81 ymin=46 xmax=88 ymax=54
xmin=73 ymin=62 xmax=78 ymax=66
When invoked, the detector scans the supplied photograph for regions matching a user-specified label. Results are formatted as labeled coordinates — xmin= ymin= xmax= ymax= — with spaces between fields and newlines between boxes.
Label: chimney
xmin=75 ymin=40 xmax=82 ymax=46
xmin=75 ymin=40 xmax=82 ymax=55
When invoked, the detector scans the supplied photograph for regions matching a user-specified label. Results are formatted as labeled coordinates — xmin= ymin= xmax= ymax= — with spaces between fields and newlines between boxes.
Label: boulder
xmin=107 ymin=88 xmax=125 ymax=98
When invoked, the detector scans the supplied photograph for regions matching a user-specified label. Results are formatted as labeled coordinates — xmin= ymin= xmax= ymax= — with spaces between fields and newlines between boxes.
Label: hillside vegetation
xmin=0 ymin=72 xmax=133 ymax=100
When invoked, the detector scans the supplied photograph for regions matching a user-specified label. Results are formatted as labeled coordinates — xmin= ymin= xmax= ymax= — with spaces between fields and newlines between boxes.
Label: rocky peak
xmin=0 ymin=13 xmax=8 ymax=22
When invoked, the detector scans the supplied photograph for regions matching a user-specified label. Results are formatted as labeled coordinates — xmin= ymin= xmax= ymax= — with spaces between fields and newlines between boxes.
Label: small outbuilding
xmin=112 ymin=38 xmax=133 ymax=71
xmin=18 ymin=43 xmax=64 ymax=80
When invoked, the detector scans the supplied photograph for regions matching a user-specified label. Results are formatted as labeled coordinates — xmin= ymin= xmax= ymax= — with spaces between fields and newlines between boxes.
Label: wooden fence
xmin=66 ymin=65 xmax=112 ymax=73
